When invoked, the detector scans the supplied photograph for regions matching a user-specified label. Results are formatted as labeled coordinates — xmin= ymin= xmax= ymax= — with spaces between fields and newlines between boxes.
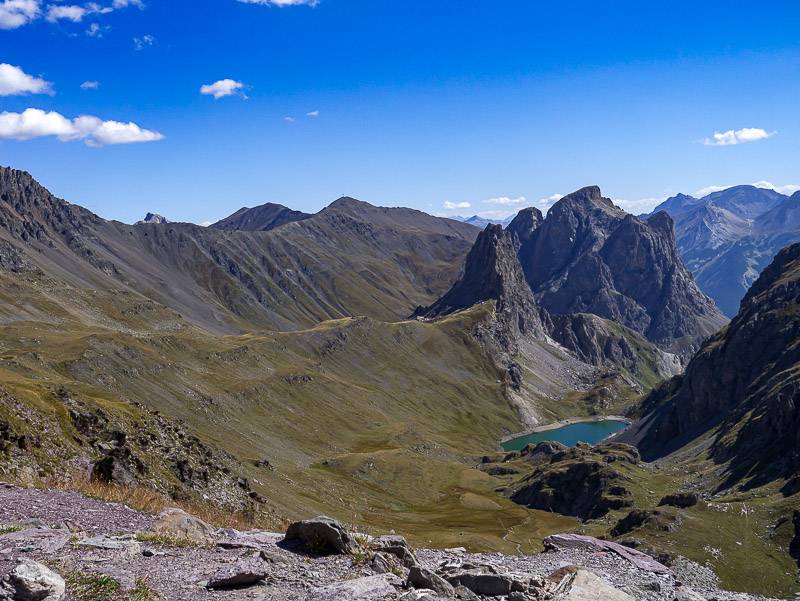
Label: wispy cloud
xmin=3 ymin=0 xmax=144 ymax=29
xmin=482 ymin=195 xmax=526 ymax=205
xmin=80 ymin=80 xmax=100 ymax=90
xmin=284 ymin=116 xmax=295 ymax=122
xmin=0 ymin=108 xmax=164 ymax=146
xmin=306 ymin=110 xmax=319 ymax=118
xmin=703 ymin=127 xmax=775 ymax=146
xmin=237 ymin=0 xmax=319 ymax=6
xmin=200 ymin=78 xmax=246 ymax=99
xmin=444 ymin=201 xmax=470 ymax=210
xmin=133 ymin=33 xmax=155 ymax=50
xmin=0 ymin=63 xmax=53 ymax=96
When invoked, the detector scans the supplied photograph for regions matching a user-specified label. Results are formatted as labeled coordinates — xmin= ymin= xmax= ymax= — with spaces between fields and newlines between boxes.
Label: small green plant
xmin=134 ymin=532 xmax=209 ymax=548
xmin=0 ymin=525 xmax=21 ymax=535
xmin=65 ymin=571 xmax=120 ymax=601
xmin=130 ymin=579 xmax=158 ymax=601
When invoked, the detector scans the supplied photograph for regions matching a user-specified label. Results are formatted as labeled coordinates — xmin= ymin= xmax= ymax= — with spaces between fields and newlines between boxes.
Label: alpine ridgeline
xmin=650 ymin=185 xmax=800 ymax=317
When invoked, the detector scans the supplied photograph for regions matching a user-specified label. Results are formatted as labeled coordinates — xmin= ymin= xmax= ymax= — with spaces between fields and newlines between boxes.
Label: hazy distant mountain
xmin=137 ymin=212 xmax=170 ymax=225
xmin=452 ymin=214 xmax=515 ymax=228
xmin=650 ymin=185 xmax=800 ymax=316
xmin=210 ymin=202 xmax=311 ymax=232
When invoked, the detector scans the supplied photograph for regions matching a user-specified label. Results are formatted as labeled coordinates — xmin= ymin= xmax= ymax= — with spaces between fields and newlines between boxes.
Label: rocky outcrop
xmin=415 ymin=224 xmax=546 ymax=345
xmin=518 ymin=186 xmax=726 ymax=358
xmin=136 ymin=212 xmax=170 ymax=225
xmin=506 ymin=443 xmax=638 ymax=519
xmin=625 ymin=242 xmax=800 ymax=488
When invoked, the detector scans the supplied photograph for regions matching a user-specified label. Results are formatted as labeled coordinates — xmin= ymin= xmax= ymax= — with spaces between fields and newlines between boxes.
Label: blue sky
xmin=1 ymin=0 xmax=798 ymax=224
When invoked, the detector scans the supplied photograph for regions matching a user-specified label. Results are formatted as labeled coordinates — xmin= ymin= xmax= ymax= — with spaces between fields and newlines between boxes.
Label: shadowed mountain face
xmin=651 ymin=185 xmax=800 ymax=317
xmin=626 ymin=242 xmax=800 ymax=488
xmin=210 ymin=202 xmax=311 ymax=231
xmin=517 ymin=186 xmax=726 ymax=357
xmin=0 ymin=167 xmax=478 ymax=333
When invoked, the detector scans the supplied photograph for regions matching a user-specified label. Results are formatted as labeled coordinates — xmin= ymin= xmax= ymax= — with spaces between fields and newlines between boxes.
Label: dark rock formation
xmin=283 ymin=516 xmax=359 ymax=555
xmin=626 ymin=242 xmax=800 ymax=488
xmin=507 ymin=444 xmax=638 ymax=519
xmin=518 ymin=186 xmax=726 ymax=358
xmin=610 ymin=509 xmax=681 ymax=537
xmin=415 ymin=224 xmax=546 ymax=344
xmin=657 ymin=492 xmax=699 ymax=509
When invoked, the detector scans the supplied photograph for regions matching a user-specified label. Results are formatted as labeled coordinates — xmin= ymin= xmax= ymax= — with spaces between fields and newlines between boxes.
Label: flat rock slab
xmin=206 ymin=556 xmax=269 ymax=589
xmin=303 ymin=574 xmax=400 ymax=601
xmin=78 ymin=535 xmax=142 ymax=555
xmin=558 ymin=569 xmax=634 ymax=601
xmin=0 ymin=529 xmax=70 ymax=555
xmin=216 ymin=528 xmax=282 ymax=549
xmin=544 ymin=533 xmax=670 ymax=574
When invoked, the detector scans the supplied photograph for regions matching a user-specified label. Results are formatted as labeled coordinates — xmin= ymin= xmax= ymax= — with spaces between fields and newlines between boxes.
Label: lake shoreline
xmin=500 ymin=415 xmax=632 ymax=445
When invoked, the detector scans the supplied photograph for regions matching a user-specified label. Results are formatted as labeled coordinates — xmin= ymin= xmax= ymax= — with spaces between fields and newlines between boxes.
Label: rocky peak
xmin=517 ymin=186 xmax=726 ymax=358
xmin=415 ymin=224 xmax=545 ymax=343
xmin=211 ymin=203 xmax=310 ymax=232
xmin=506 ymin=206 xmax=543 ymax=246
xmin=137 ymin=212 xmax=170 ymax=225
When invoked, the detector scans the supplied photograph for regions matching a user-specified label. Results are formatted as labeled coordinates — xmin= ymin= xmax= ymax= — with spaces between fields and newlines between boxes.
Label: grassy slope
xmin=0 ymin=270 xmax=577 ymax=553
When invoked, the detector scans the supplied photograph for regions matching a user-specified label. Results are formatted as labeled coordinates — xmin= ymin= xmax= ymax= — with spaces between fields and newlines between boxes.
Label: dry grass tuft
xmin=6 ymin=473 xmax=288 ymax=532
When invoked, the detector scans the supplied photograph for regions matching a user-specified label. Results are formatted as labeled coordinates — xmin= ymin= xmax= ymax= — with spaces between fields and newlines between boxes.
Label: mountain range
xmin=2 ymin=166 xmax=800 ymax=596
xmin=649 ymin=185 xmax=800 ymax=317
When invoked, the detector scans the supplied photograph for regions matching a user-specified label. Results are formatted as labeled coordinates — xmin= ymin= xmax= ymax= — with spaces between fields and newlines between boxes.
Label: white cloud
xmin=703 ymin=127 xmax=775 ymax=146
xmin=693 ymin=181 xmax=800 ymax=198
xmin=482 ymin=195 xmax=526 ymax=205
xmin=0 ymin=108 xmax=164 ymax=146
xmin=80 ymin=80 xmax=100 ymax=90
xmin=133 ymin=33 xmax=154 ymax=49
xmin=46 ymin=4 xmax=87 ymax=22
xmin=612 ymin=197 xmax=665 ymax=214
xmin=237 ymin=0 xmax=319 ymax=6
xmin=0 ymin=0 xmax=40 ymax=29
xmin=0 ymin=63 xmax=52 ymax=96
xmin=199 ymin=220 xmax=212 ymax=227
xmin=443 ymin=201 xmax=471 ymax=210
xmin=306 ymin=110 xmax=319 ymax=117
xmin=751 ymin=180 xmax=800 ymax=196
xmin=284 ymin=116 xmax=295 ymax=122
xmin=200 ymin=79 xmax=246 ymax=99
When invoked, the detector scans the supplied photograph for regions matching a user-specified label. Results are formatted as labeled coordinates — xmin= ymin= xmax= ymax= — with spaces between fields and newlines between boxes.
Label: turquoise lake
xmin=501 ymin=419 xmax=628 ymax=452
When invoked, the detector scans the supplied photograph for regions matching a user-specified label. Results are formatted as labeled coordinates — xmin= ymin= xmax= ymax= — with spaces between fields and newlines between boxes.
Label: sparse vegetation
xmin=134 ymin=532 xmax=211 ymax=549
xmin=0 ymin=525 xmax=21 ymax=535
xmin=130 ymin=580 xmax=158 ymax=601
xmin=65 ymin=571 xmax=120 ymax=601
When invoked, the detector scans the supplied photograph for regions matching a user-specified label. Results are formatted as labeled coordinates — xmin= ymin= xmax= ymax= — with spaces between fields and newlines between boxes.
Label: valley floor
xmin=0 ymin=483 xmax=783 ymax=601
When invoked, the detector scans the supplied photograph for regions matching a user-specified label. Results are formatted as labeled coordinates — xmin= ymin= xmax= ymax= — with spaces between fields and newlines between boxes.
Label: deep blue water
xmin=501 ymin=419 xmax=628 ymax=452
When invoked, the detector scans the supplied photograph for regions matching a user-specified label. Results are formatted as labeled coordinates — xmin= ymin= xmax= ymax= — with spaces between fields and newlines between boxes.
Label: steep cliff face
xmin=415 ymin=224 xmax=545 ymax=343
xmin=518 ymin=186 xmax=726 ymax=358
xmin=629 ymin=242 xmax=800 ymax=487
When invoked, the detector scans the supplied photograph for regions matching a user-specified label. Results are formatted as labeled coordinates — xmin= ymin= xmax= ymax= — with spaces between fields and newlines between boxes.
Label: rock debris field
xmin=0 ymin=483 xmax=782 ymax=600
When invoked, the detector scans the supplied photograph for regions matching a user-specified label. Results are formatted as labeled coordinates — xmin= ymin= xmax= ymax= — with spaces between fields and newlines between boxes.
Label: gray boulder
xmin=408 ymin=565 xmax=454 ymax=597
xmin=283 ymin=516 xmax=359 ymax=555
xmin=370 ymin=534 xmax=418 ymax=566
xmin=150 ymin=508 xmax=216 ymax=544
xmin=0 ymin=559 xmax=65 ymax=601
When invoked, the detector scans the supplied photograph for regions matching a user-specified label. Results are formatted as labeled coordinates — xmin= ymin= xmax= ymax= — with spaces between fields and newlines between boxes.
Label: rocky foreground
xmin=0 ymin=484 xmax=782 ymax=601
